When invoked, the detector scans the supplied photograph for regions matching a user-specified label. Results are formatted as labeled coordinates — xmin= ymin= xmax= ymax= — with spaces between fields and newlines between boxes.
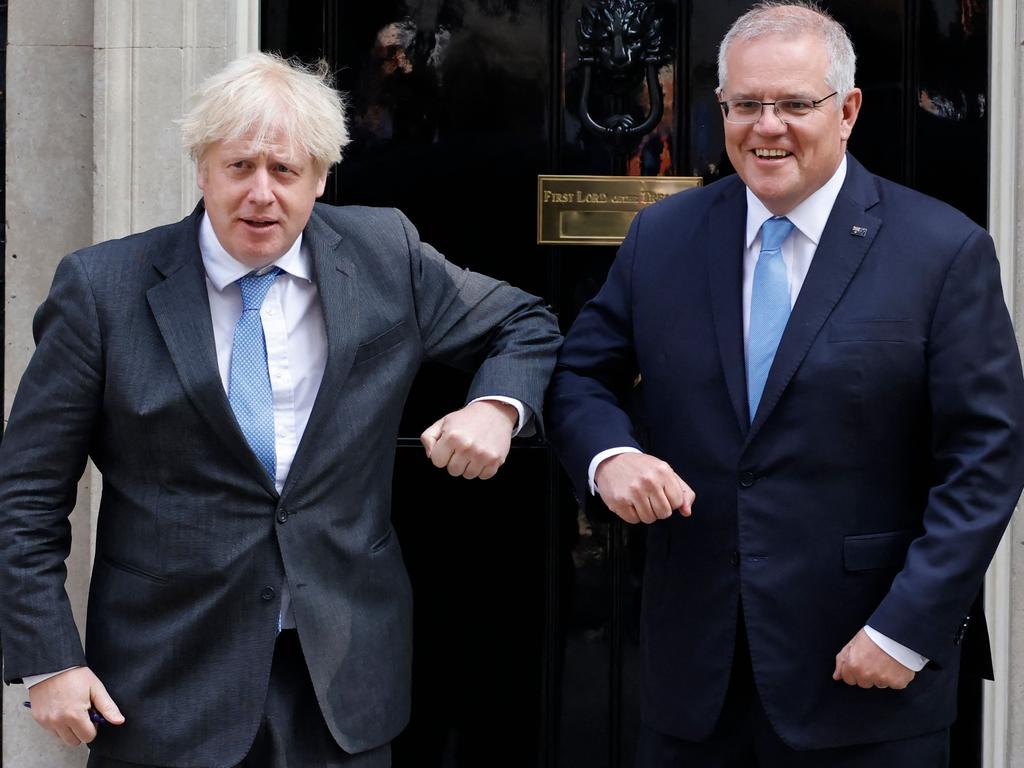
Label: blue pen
xmin=23 ymin=701 xmax=106 ymax=724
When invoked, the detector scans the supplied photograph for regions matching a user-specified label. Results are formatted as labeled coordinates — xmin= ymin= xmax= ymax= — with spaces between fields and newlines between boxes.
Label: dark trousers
xmin=636 ymin=619 xmax=949 ymax=768
xmin=89 ymin=629 xmax=390 ymax=768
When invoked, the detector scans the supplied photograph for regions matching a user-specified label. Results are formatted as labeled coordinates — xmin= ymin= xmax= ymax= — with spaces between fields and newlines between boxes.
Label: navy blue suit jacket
xmin=546 ymin=155 xmax=1024 ymax=749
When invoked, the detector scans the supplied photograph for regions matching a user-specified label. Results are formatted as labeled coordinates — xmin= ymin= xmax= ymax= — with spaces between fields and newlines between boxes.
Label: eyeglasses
xmin=718 ymin=92 xmax=838 ymax=124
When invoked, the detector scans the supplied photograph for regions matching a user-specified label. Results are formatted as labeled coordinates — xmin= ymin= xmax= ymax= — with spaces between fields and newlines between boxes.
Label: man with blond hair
xmin=0 ymin=53 xmax=560 ymax=767
xmin=547 ymin=1 xmax=1024 ymax=765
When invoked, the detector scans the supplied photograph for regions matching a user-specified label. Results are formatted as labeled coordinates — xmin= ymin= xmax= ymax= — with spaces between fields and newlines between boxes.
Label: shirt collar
xmin=744 ymin=154 xmax=848 ymax=248
xmin=199 ymin=212 xmax=312 ymax=291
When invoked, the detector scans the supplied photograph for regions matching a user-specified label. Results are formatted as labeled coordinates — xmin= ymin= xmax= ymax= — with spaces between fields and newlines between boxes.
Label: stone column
xmin=1005 ymin=2 xmax=1024 ymax=762
xmin=987 ymin=2 xmax=1024 ymax=767
xmin=4 ymin=2 xmax=96 ymax=765
xmin=2 ymin=2 xmax=257 ymax=766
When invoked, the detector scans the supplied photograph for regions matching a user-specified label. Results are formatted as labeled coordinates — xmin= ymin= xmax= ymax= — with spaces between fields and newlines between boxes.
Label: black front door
xmin=262 ymin=2 xmax=990 ymax=765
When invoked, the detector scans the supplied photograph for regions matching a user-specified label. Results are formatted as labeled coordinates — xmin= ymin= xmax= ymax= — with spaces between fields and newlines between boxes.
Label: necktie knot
xmin=759 ymin=216 xmax=794 ymax=254
xmin=238 ymin=267 xmax=282 ymax=311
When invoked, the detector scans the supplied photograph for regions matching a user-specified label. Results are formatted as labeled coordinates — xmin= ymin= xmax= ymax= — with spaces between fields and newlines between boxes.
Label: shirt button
xmin=738 ymin=471 xmax=756 ymax=488
xmin=276 ymin=509 xmax=289 ymax=524
xmin=261 ymin=587 xmax=275 ymax=601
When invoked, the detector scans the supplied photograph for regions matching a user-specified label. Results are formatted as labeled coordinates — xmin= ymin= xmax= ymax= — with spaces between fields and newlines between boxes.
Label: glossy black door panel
xmin=388 ymin=446 xmax=548 ymax=766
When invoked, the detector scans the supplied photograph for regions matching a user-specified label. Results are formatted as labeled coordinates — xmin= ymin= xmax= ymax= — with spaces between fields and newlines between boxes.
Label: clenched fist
xmin=420 ymin=400 xmax=518 ymax=480
xmin=595 ymin=452 xmax=695 ymax=524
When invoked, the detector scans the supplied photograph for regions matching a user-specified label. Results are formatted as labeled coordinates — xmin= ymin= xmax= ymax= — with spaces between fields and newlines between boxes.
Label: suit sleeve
xmin=0 ymin=253 xmax=102 ymax=682
xmin=868 ymin=228 xmax=1024 ymax=667
xmin=545 ymin=215 xmax=646 ymax=505
xmin=396 ymin=210 xmax=562 ymax=434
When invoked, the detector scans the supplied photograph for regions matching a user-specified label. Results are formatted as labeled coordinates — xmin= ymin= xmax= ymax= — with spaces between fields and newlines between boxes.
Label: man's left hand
xmin=833 ymin=628 xmax=916 ymax=689
xmin=420 ymin=400 xmax=518 ymax=479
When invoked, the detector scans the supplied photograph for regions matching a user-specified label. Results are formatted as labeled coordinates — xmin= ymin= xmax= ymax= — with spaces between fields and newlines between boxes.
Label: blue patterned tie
xmin=229 ymin=267 xmax=281 ymax=480
xmin=747 ymin=217 xmax=795 ymax=423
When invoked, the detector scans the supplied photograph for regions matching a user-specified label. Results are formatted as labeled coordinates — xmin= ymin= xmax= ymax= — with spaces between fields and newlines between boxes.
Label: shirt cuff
xmin=864 ymin=625 xmax=929 ymax=671
xmin=469 ymin=396 xmax=528 ymax=437
xmin=588 ymin=447 xmax=643 ymax=495
xmin=24 ymin=667 xmax=80 ymax=688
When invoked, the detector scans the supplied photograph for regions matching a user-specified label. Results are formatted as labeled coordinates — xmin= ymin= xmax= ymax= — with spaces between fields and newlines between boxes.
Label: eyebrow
xmin=724 ymin=92 xmax=819 ymax=100
xmin=226 ymin=149 xmax=305 ymax=169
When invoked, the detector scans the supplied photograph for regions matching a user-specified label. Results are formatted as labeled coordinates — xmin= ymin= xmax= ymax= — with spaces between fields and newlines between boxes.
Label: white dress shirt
xmin=587 ymin=157 xmax=928 ymax=672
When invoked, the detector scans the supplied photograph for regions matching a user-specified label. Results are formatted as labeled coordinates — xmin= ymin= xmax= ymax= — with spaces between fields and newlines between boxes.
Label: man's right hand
xmin=595 ymin=453 xmax=695 ymax=524
xmin=29 ymin=667 xmax=125 ymax=746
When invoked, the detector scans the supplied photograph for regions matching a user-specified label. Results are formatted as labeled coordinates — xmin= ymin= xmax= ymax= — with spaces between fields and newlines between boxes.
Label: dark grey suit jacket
xmin=0 ymin=202 xmax=561 ymax=766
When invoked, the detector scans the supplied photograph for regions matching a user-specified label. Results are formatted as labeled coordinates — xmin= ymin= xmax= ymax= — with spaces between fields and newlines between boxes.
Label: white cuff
xmin=469 ymin=396 xmax=528 ymax=437
xmin=24 ymin=667 xmax=80 ymax=688
xmin=864 ymin=625 xmax=928 ymax=671
xmin=588 ymin=447 xmax=643 ymax=494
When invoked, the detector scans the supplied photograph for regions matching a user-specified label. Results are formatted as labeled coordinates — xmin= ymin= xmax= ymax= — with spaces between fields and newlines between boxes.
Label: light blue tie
xmin=229 ymin=267 xmax=281 ymax=480
xmin=747 ymin=217 xmax=795 ymax=423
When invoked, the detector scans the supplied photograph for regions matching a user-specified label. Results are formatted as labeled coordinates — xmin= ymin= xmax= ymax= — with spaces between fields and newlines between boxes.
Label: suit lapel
xmin=146 ymin=205 xmax=279 ymax=497
xmin=745 ymin=157 xmax=881 ymax=444
xmin=706 ymin=181 xmax=750 ymax=435
xmin=280 ymin=210 xmax=358 ymax=499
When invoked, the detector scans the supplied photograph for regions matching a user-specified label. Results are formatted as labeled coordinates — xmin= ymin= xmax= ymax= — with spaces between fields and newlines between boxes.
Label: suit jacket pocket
xmin=843 ymin=530 xmax=916 ymax=571
xmin=370 ymin=525 xmax=396 ymax=554
xmin=100 ymin=554 xmax=169 ymax=584
xmin=353 ymin=321 xmax=407 ymax=366
xmin=829 ymin=320 xmax=919 ymax=343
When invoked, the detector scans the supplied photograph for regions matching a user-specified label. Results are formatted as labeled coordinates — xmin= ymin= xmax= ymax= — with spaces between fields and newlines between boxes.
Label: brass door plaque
xmin=537 ymin=175 xmax=702 ymax=245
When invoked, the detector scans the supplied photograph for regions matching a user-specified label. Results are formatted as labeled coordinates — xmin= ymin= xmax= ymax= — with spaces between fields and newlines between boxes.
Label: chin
xmin=748 ymin=178 xmax=794 ymax=206
xmin=233 ymin=247 xmax=275 ymax=268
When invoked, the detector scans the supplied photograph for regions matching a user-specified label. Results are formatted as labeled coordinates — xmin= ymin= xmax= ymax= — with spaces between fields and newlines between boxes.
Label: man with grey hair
xmin=547 ymin=2 xmax=1024 ymax=766
xmin=0 ymin=52 xmax=560 ymax=767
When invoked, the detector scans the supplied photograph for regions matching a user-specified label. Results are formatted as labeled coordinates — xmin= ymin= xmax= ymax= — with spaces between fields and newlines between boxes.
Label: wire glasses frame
xmin=718 ymin=91 xmax=839 ymax=124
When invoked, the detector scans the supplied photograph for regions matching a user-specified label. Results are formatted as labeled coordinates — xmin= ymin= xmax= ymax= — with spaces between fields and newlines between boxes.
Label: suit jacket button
xmin=276 ymin=508 xmax=289 ymax=524
xmin=261 ymin=587 xmax=275 ymax=601
xmin=738 ymin=471 xmax=756 ymax=488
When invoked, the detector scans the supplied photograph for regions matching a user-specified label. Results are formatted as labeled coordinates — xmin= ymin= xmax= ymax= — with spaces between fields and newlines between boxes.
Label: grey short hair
xmin=717 ymin=1 xmax=856 ymax=105
xmin=181 ymin=52 xmax=349 ymax=173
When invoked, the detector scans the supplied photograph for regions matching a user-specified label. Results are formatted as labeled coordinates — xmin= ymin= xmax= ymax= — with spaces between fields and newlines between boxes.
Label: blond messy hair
xmin=181 ymin=52 xmax=349 ymax=173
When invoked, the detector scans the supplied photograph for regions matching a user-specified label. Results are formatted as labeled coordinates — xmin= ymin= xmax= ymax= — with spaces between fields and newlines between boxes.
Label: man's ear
xmin=196 ymin=161 xmax=208 ymax=192
xmin=839 ymin=87 xmax=863 ymax=141
xmin=315 ymin=170 xmax=328 ymax=198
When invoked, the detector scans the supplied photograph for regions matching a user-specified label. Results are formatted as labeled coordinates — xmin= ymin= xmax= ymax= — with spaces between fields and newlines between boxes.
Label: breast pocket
xmin=353 ymin=320 xmax=407 ymax=366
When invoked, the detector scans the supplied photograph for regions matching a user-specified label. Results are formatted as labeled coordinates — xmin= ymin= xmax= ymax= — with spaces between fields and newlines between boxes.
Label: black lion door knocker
xmin=577 ymin=0 xmax=666 ymax=154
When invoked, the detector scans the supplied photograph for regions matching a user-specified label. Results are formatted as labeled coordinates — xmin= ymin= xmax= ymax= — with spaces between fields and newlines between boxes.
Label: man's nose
xmin=247 ymin=168 xmax=275 ymax=204
xmin=754 ymin=104 xmax=788 ymax=133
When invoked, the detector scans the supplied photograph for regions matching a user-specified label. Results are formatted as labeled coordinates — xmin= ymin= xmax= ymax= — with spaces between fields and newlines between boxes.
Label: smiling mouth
xmin=754 ymin=148 xmax=792 ymax=158
xmin=242 ymin=219 xmax=277 ymax=229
